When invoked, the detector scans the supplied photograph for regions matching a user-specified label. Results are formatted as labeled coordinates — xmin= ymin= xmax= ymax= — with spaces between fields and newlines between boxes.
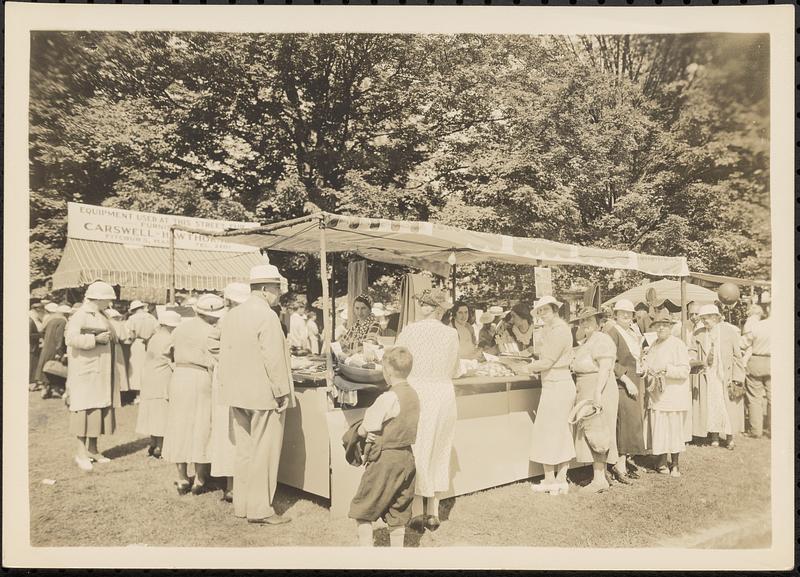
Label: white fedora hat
xmin=128 ymin=300 xmax=147 ymax=312
xmin=249 ymin=264 xmax=283 ymax=285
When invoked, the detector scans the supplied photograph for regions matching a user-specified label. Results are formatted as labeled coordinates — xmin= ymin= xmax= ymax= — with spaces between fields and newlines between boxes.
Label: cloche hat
xmin=85 ymin=281 xmax=116 ymax=301
xmin=613 ymin=299 xmax=636 ymax=313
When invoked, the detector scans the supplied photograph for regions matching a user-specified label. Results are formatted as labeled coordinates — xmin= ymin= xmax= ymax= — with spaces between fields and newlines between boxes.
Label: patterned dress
xmin=396 ymin=318 xmax=460 ymax=497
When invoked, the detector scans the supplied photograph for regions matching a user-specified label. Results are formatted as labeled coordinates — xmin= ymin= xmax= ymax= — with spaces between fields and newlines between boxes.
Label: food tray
xmin=338 ymin=364 xmax=385 ymax=384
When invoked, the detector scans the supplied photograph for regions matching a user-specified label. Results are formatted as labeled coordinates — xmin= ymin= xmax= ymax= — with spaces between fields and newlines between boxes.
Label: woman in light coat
xmin=64 ymin=281 xmax=122 ymax=471
xmin=642 ymin=311 xmax=692 ymax=477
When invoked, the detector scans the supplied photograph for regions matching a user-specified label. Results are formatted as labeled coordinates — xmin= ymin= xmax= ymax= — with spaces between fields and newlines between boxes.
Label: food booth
xmin=171 ymin=212 xmax=690 ymax=518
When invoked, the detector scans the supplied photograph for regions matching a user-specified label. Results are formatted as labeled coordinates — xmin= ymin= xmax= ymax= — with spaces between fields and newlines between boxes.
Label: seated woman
xmin=447 ymin=301 xmax=479 ymax=360
xmin=495 ymin=302 xmax=536 ymax=357
xmin=339 ymin=293 xmax=381 ymax=355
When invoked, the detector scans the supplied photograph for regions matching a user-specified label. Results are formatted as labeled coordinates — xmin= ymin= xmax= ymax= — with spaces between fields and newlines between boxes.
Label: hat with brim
xmin=56 ymin=304 xmax=73 ymax=314
xmin=697 ymin=304 xmax=722 ymax=318
xmin=570 ymin=306 xmax=604 ymax=324
xmin=129 ymin=300 xmax=147 ymax=312
xmin=105 ymin=308 xmax=121 ymax=319
xmin=613 ymin=299 xmax=636 ymax=313
xmin=532 ymin=295 xmax=562 ymax=312
xmin=414 ymin=288 xmax=451 ymax=309
xmin=479 ymin=311 xmax=497 ymax=325
xmin=44 ymin=302 xmax=59 ymax=314
xmin=158 ymin=310 xmax=182 ymax=328
xmin=568 ymin=399 xmax=603 ymax=425
xmin=85 ymin=281 xmax=116 ymax=301
xmin=195 ymin=294 xmax=226 ymax=318
xmin=371 ymin=306 xmax=387 ymax=318
xmin=224 ymin=282 xmax=251 ymax=305
xmin=634 ymin=302 xmax=650 ymax=312
xmin=487 ymin=305 xmax=506 ymax=316
xmin=249 ymin=263 xmax=284 ymax=285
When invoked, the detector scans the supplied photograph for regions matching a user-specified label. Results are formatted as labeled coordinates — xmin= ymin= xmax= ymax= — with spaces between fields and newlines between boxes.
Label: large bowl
xmin=339 ymin=364 xmax=385 ymax=384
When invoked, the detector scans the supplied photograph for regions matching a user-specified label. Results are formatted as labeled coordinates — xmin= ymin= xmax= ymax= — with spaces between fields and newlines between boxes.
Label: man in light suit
xmin=219 ymin=263 xmax=295 ymax=525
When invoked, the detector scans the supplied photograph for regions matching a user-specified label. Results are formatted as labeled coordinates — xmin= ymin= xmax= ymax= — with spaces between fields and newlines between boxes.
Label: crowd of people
xmin=28 ymin=267 xmax=771 ymax=546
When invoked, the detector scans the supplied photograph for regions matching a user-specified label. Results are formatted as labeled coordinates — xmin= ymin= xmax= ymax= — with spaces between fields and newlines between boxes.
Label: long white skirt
xmin=410 ymin=380 xmax=457 ymax=498
xmin=648 ymin=410 xmax=690 ymax=455
xmin=530 ymin=376 xmax=577 ymax=465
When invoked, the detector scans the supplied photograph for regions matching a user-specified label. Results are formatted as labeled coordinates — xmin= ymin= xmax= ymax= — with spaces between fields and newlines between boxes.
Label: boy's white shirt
xmin=361 ymin=389 xmax=401 ymax=433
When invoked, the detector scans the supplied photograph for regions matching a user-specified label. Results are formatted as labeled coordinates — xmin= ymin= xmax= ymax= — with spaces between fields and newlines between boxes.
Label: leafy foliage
xmin=29 ymin=32 xmax=770 ymax=300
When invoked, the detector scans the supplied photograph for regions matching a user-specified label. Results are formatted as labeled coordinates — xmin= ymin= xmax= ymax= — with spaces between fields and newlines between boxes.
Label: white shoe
xmin=75 ymin=456 xmax=93 ymax=471
xmin=670 ymin=468 xmax=681 ymax=478
xmin=88 ymin=453 xmax=111 ymax=463
xmin=531 ymin=482 xmax=555 ymax=493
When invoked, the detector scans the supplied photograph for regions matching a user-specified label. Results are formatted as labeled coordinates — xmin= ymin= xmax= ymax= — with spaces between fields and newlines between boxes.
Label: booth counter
xmin=278 ymin=372 xmax=546 ymax=518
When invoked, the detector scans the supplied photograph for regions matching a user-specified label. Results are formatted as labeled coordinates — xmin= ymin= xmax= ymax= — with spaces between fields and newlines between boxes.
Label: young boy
xmin=349 ymin=346 xmax=420 ymax=547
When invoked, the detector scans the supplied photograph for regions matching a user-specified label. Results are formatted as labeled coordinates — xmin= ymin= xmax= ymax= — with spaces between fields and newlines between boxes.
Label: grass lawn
xmin=28 ymin=393 xmax=771 ymax=548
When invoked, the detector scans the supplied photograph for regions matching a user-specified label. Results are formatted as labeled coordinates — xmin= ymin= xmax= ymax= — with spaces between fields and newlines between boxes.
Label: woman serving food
xmin=339 ymin=293 xmax=381 ymax=355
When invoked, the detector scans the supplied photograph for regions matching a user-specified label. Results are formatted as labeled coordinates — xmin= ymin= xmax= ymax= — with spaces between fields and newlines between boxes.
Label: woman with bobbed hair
xmin=447 ymin=301 xmax=479 ymax=360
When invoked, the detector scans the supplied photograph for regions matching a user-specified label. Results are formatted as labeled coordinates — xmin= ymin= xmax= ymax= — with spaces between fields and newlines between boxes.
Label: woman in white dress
xmin=527 ymin=296 xmax=576 ymax=495
xmin=396 ymin=288 xmax=459 ymax=532
xmin=642 ymin=311 xmax=692 ymax=477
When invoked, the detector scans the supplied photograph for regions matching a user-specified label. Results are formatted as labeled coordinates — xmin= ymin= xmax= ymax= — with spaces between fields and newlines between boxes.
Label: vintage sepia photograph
xmin=4 ymin=3 xmax=794 ymax=571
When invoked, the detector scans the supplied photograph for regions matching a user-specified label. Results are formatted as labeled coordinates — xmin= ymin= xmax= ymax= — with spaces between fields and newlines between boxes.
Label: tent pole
xmin=319 ymin=218 xmax=334 ymax=395
xmin=450 ymin=264 xmax=457 ymax=303
xmin=680 ymin=275 xmax=688 ymax=344
xmin=169 ymin=226 xmax=176 ymax=305
xmin=331 ymin=252 xmax=336 ymax=331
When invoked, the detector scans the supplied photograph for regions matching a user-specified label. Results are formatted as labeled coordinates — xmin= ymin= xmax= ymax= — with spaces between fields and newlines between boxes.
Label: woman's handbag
xmin=727 ymin=380 xmax=745 ymax=401
xmin=43 ymin=357 xmax=68 ymax=379
xmin=568 ymin=399 xmax=610 ymax=454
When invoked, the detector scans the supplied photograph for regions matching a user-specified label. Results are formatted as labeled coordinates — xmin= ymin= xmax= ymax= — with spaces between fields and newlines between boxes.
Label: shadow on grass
xmin=272 ymin=483 xmax=330 ymax=516
xmin=104 ymin=437 xmax=151 ymax=460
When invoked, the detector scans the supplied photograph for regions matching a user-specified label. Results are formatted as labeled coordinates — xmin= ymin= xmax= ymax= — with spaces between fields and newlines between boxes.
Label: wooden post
xmin=319 ymin=217 xmax=334 ymax=394
xmin=169 ymin=226 xmax=176 ymax=305
xmin=330 ymin=252 xmax=336 ymax=331
xmin=450 ymin=264 xmax=457 ymax=303
xmin=680 ymin=275 xmax=688 ymax=344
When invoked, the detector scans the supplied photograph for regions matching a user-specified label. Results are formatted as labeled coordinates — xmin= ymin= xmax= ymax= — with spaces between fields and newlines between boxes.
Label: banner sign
xmin=67 ymin=202 xmax=260 ymax=253
xmin=534 ymin=266 xmax=553 ymax=298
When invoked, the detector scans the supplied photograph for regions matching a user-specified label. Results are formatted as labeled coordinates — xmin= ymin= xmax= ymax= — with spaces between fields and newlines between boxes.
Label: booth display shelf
xmin=278 ymin=372 xmax=553 ymax=518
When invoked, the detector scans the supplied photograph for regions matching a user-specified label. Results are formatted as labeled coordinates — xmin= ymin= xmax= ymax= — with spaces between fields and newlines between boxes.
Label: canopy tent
xmin=176 ymin=212 xmax=690 ymax=277
xmin=602 ymin=278 xmax=718 ymax=308
xmin=688 ymin=271 xmax=771 ymax=288
xmin=51 ymin=238 xmax=264 ymax=295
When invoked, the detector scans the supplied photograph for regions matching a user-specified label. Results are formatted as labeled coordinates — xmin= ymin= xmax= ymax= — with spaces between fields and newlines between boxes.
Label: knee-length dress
xmin=571 ymin=330 xmax=619 ymax=465
xmin=162 ymin=317 xmax=215 ymax=464
xmin=396 ymin=318 xmax=460 ymax=498
xmin=529 ymin=319 xmax=576 ymax=465
xmin=643 ymin=335 xmax=692 ymax=455
xmin=604 ymin=321 xmax=646 ymax=456
xmin=135 ymin=327 xmax=173 ymax=437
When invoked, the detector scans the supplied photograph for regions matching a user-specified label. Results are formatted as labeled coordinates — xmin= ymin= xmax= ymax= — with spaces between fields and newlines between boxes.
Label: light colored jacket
xmin=65 ymin=301 xmax=121 ymax=412
xmin=692 ymin=321 xmax=745 ymax=384
xmin=219 ymin=295 xmax=295 ymax=411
